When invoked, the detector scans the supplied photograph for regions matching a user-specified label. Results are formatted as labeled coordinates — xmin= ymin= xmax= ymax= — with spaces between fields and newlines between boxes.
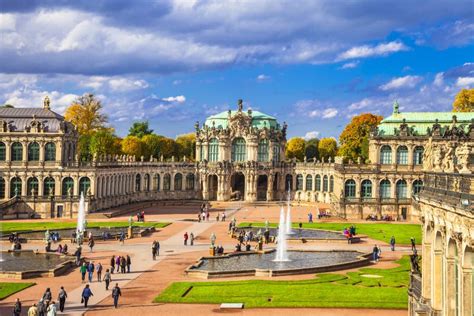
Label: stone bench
xmin=220 ymin=303 xmax=244 ymax=309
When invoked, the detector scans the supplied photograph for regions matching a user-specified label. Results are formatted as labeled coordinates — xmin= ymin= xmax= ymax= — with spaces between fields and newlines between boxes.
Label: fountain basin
xmin=0 ymin=250 xmax=75 ymax=279
xmin=186 ymin=250 xmax=371 ymax=279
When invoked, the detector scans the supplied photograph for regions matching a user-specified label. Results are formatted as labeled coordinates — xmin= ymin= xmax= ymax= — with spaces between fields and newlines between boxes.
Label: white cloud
xmin=379 ymin=75 xmax=422 ymax=91
xmin=455 ymin=77 xmax=474 ymax=87
xmin=348 ymin=98 xmax=374 ymax=111
xmin=304 ymin=131 xmax=320 ymax=140
xmin=172 ymin=80 xmax=182 ymax=85
xmin=340 ymin=61 xmax=359 ymax=69
xmin=256 ymin=74 xmax=271 ymax=81
xmin=108 ymin=78 xmax=149 ymax=91
xmin=162 ymin=95 xmax=186 ymax=103
xmin=433 ymin=72 xmax=444 ymax=87
xmin=338 ymin=41 xmax=409 ymax=60
xmin=0 ymin=14 xmax=16 ymax=32
xmin=322 ymin=108 xmax=338 ymax=118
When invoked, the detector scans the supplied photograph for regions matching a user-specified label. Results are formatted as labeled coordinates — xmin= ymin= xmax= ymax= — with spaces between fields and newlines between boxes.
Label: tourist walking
xmin=410 ymin=237 xmax=416 ymax=252
xmin=81 ymin=284 xmax=93 ymax=308
xmin=152 ymin=241 xmax=157 ymax=260
xmin=112 ymin=283 xmax=122 ymax=308
xmin=372 ymin=244 xmax=379 ymax=262
xmin=42 ymin=288 xmax=52 ymax=304
xmin=390 ymin=236 xmax=396 ymax=251
xmin=74 ymin=247 xmax=82 ymax=266
xmin=116 ymin=256 xmax=121 ymax=273
xmin=13 ymin=298 xmax=21 ymax=316
xmin=156 ymin=241 xmax=160 ymax=256
xmin=190 ymin=232 xmax=194 ymax=246
xmin=37 ymin=299 xmax=46 ymax=316
xmin=96 ymin=262 xmax=103 ymax=282
xmin=87 ymin=261 xmax=95 ymax=282
xmin=120 ymin=256 xmax=126 ymax=273
xmin=126 ymin=255 xmax=131 ymax=273
xmin=57 ymin=286 xmax=67 ymax=312
xmin=184 ymin=232 xmax=188 ymax=245
xmin=88 ymin=237 xmax=95 ymax=252
xmin=222 ymin=212 xmax=226 ymax=221
xmin=103 ymin=269 xmax=112 ymax=290
xmin=110 ymin=255 xmax=115 ymax=274
xmin=28 ymin=303 xmax=38 ymax=316
xmin=46 ymin=301 xmax=57 ymax=316
xmin=80 ymin=262 xmax=87 ymax=282
xmin=308 ymin=212 xmax=313 ymax=223
xmin=119 ymin=231 xmax=125 ymax=245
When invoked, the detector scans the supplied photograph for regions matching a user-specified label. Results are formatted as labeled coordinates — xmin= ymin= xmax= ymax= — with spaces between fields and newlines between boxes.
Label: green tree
xmin=142 ymin=134 xmax=164 ymax=158
xmin=452 ymin=88 xmax=474 ymax=112
xmin=128 ymin=121 xmax=154 ymax=138
xmin=78 ymin=134 xmax=92 ymax=161
xmin=286 ymin=137 xmax=306 ymax=161
xmin=176 ymin=133 xmax=196 ymax=160
xmin=90 ymin=129 xmax=122 ymax=157
xmin=121 ymin=136 xmax=146 ymax=159
xmin=338 ymin=113 xmax=383 ymax=162
xmin=318 ymin=137 xmax=338 ymax=161
xmin=305 ymin=138 xmax=319 ymax=160
xmin=64 ymin=93 xmax=108 ymax=135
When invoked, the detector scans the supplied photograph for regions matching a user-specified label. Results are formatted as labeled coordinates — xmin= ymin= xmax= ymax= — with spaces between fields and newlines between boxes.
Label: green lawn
xmin=0 ymin=221 xmax=170 ymax=234
xmin=0 ymin=282 xmax=35 ymax=300
xmin=239 ymin=222 xmax=421 ymax=245
xmin=154 ymin=257 xmax=410 ymax=309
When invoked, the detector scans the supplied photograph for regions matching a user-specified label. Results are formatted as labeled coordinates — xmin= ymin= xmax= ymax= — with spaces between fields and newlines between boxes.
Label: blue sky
xmin=0 ymin=0 xmax=473 ymax=139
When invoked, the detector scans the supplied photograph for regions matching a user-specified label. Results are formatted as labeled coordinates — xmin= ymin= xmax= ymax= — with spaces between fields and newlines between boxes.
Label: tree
xmin=128 ymin=121 xmax=154 ymax=138
xmin=142 ymin=134 xmax=164 ymax=159
xmin=286 ymin=137 xmax=306 ymax=161
xmin=78 ymin=134 xmax=92 ymax=161
xmin=452 ymin=88 xmax=474 ymax=112
xmin=176 ymin=133 xmax=196 ymax=160
xmin=318 ymin=138 xmax=338 ymax=161
xmin=305 ymin=138 xmax=319 ymax=160
xmin=121 ymin=136 xmax=146 ymax=159
xmin=90 ymin=129 xmax=122 ymax=157
xmin=64 ymin=93 xmax=108 ymax=135
xmin=338 ymin=113 xmax=383 ymax=162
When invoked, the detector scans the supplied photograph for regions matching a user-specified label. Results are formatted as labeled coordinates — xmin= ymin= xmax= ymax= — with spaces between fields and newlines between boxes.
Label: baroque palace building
xmin=0 ymin=97 xmax=472 ymax=222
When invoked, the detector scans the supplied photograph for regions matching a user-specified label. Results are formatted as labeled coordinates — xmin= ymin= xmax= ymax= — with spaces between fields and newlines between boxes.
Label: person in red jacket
xmin=184 ymin=232 xmax=188 ymax=246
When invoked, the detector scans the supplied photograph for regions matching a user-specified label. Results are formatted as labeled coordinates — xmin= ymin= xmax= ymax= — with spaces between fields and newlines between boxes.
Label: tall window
xmin=285 ymin=174 xmax=292 ymax=191
xmin=186 ymin=174 xmax=195 ymax=190
xmin=79 ymin=177 xmax=91 ymax=195
xmin=380 ymin=145 xmax=392 ymax=164
xmin=45 ymin=142 xmax=56 ymax=161
xmin=28 ymin=142 xmax=40 ymax=161
xmin=361 ymin=180 xmax=372 ymax=198
xmin=396 ymin=180 xmax=407 ymax=199
xmin=11 ymin=142 xmax=23 ymax=161
xmin=144 ymin=174 xmax=150 ymax=191
xmin=396 ymin=146 xmax=408 ymax=165
xmin=329 ymin=176 xmax=334 ymax=192
xmin=174 ymin=173 xmax=183 ymax=191
xmin=315 ymin=175 xmax=321 ymax=191
xmin=296 ymin=174 xmax=303 ymax=190
xmin=163 ymin=174 xmax=171 ymax=191
xmin=323 ymin=175 xmax=328 ymax=192
xmin=412 ymin=180 xmax=423 ymax=194
xmin=135 ymin=174 xmax=141 ymax=191
xmin=27 ymin=177 xmax=39 ymax=196
xmin=258 ymin=139 xmax=269 ymax=162
xmin=0 ymin=142 xmax=5 ymax=161
xmin=379 ymin=180 xmax=391 ymax=199
xmin=272 ymin=144 xmax=280 ymax=162
xmin=306 ymin=175 xmax=313 ymax=191
xmin=231 ymin=138 xmax=246 ymax=162
xmin=0 ymin=177 xmax=5 ymax=198
xmin=10 ymin=177 xmax=22 ymax=197
xmin=61 ymin=177 xmax=72 ymax=196
xmin=413 ymin=146 xmax=424 ymax=165
xmin=344 ymin=179 xmax=356 ymax=198
xmin=154 ymin=174 xmax=160 ymax=191
xmin=209 ymin=138 xmax=219 ymax=162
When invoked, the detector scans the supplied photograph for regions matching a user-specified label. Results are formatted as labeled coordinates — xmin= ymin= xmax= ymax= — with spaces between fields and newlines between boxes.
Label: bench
xmin=220 ymin=303 xmax=244 ymax=309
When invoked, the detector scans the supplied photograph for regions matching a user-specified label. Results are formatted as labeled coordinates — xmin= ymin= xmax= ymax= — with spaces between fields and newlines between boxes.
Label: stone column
xmin=462 ymin=267 xmax=472 ymax=316
xmin=195 ymin=141 xmax=202 ymax=162
xmin=39 ymin=141 xmax=45 ymax=163
xmin=202 ymin=174 xmax=209 ymax=200
xmin=248 ymin=140 xmax=258 ymax=161
xmin=407 ymin=144 xmax=414 ymax=167
xmin=170 ymin=173 xmax=175 ymax=191
xmin=38 ymin=176 xmax=44 ymax=196
xmin=445 ymin=257 xmax=456 ymax=315
xmin=55 ymin=140 xmax=63 ymax=163
xmin=5 ymin=175 xmax=10 ymax=198
xmin=73 ymin=176 xmax=79 ymax=196
xmin=432 ymin=249 xmax=444 ymax=311
xmin=22 ymin=143 xmax=27 ymax=162
xmin=202 ymin=141 xmax=208 ymax=161
xmin=422 ymin=239 xmax=432 ymax=302
xmin=21 ymin=174 xmax=27 ymax=197
xmin=269 ymin=141 xmax=274 ymax=162
xmin=267 ymin=173 xmax=274 ymax=201
xmin=5 ymin=141 xmax=11 ymax=163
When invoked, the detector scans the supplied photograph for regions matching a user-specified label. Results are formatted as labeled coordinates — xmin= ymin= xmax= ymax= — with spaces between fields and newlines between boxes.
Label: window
xmin=163 ymin=174 xmax=171 ymax=191
xmin=45 ymin=142 xmax=56 ymax=161
xmin=380 ymin=145 xmax=392 ymax=164
xmin=209 ymin=138 xmax=219 ymax=162
xmin=296 ymin=174 xmax=303 ymax=190
xmin=0 ymin=142 xmax=5 ymax=161
xmin=396 ymin=180 xmax=407 ymax=199
xmin=144 ymin=174 xmax=150 ymax=191
xmin=361 ymin=180 xmax=372 ymax=198
xmin=154 ymin=174 xmax=160 ymax=191
xmin=306 ymin=175 xmax=313 ymax=191
xmin=285 ymin=174 xmax=292 ymax=191
xmin=413 ymin=146 xmax=423 ymax=165
xmin=10 ymin=177 xmax=22 ymax=197
xmin=27 ymin=177 xmax=39 ymax=196
xmin=61 ymin=177 xmax=72 ymax=196
xmin=186 ymin=174 xmax=195 ymax=190
xmin=413 ymin=180 xmax=423 ymax=194
xmin=396 ymin=146 xmax=408 ymax=165
xmin=258 ymin=139 xmax=269 ymax=162
xmin=28 ymin=142 xmax=40 ymax=161
xmin=135 ymin=174 xmax=141 ymax=191
xmin=344 ymin=179 xmax=356 ymax=198
xmin=379 ymin=180 xmax=391 ymax=199
xmin=323 ymin=175 xmax=328 ymax=192
xmin=43 ymin=177 xmax=55 ymax=196
xmin=315 ymin=175 xmax=321 ymax=191
xmin=79 ymin=177 xmax=91 ymax=196
xmin=174 ymin=173 xmax=183 ymax=191
xmin=329 ymin=176 xmax=334 ymax=192
xmin=0 ymin=177 xmax=5 ymax=198
xmin=11 ymin=142 xmax=23 ymax=161
xmin=272 ymin=144 xmax=280 ymax=162
xmin=231 ymin=138 xmax=246 ymax=162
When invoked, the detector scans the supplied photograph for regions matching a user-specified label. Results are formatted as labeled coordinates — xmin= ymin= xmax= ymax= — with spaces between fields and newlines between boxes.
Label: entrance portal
xmin=231 ymin=172 xmax=245 ymax=200
xmin=257 ymin=175 xmax=268 ymax=201
xmin=208 ymin=175 xmax=218 ymax=201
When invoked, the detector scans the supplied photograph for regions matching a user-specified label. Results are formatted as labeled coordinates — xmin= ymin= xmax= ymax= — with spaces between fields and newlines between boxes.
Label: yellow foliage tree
xmin=452 ymin=88 xmax=474 ymax=112
xmin=121 ymin=136 xmax=145 ymax=159
xmin=286 ymin=137 xmax=306 ymax=161
xmin=318 ymin=137 xmax=338 ymax=161
xmin=176 ymin=133 xmax=196 ymax=160
xmin=64 ymin=94 xmax=108 ymax=135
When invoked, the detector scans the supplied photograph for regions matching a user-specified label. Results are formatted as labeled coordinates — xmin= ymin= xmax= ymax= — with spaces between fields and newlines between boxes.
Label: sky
xmin=0 ymin=0 xmax=473 ymax=139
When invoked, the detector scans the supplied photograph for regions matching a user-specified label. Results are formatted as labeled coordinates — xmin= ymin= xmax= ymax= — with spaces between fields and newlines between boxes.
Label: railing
xmin=409 ymin=273 xmax=422 ymax=300
xmin=343 ymin=197 xmax=411 ymax=204
xmin=420 ymin=172 xmax=473 ymax=210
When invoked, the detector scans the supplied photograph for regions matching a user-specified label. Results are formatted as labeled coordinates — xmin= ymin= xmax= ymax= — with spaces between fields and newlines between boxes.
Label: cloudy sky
xmin=1 ymin=0 xmax=473 ymax=139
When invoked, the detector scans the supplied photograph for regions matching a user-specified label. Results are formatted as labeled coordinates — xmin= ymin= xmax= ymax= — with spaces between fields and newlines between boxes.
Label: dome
xmin=204 ymin=110 xmax=279 ymax=130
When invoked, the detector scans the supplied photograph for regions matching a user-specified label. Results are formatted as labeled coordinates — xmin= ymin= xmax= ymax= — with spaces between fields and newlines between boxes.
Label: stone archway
xmin=257 ymin=175 xmax=268 ymax=201
xmin=208 ymin=175 xmax=218 ymax=201
xmin=231 ymin=172 xmax=245 ymax=200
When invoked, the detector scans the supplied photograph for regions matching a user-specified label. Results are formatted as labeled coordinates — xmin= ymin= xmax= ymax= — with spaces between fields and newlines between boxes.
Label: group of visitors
xmin=80 ymin=283 xmax=122 ymax=308
xmin=372 ymin=244 xmax=382 ymax=262
xmin=10 ymin=240 xmax=22 ymax=250
xmin=343 ymin=225 xmax=357 ymax=243
xmin=136 ymin=210 xmax=146 ymax=222
xmin=183 ymin=232 xmax=195 ymax=246
xmin=215 ymin=212 xmax=226 ymax=222
xmin=15 ymin=286 xmax=67 ymax=316
xmin=227 ymin=217 xmax=238 ymax=233
xmin=80 ymin=261 xmax=104 ymax=283
xmin=151 ymin=240 xmax=161 ymax=259
xmin=110 ymin=255 xmax=132 ymax=274
xmin=55 ymin=243 xmax=68 ymax=254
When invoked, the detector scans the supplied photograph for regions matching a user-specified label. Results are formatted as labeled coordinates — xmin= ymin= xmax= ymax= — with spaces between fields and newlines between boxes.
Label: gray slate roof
xmin=0 ymin=107 xmax=66 ymax=132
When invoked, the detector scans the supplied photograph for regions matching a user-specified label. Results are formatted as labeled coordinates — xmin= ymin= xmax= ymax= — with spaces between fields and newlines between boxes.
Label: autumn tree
xmin=318 ymin=137 xmax=338 ymax=161
xmin=305 ymin=138 xmax=319 ymax=160
xmin=452 ymin=88 xmax=474 ymax=112
xmin=90 ymin=129 xmax=122 ymax=157
xmin=286 ymin=137 xmax=306 ymax=161
xmin=141 ymin=134 xmax=164 ymax=159
xmin=176 ymin=133 xmax=196 ymax=160
xmin=128 ymin=121 xmax=154 ymax=138
xmin=64 ymin=93 xmax=108 ymax=135
xmin=121 ymin=136 xmax=146 ymax=159
xmin=338 ymin=113 xmax=383 ymax=162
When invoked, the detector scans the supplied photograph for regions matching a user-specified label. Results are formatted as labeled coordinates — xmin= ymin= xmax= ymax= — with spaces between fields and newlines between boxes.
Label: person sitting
xmin=62 ymin=244 xmax=68 ymax=254
xmin=350 ymin=226 xmax=356 ymax=236
xmin=57 ymin=244 xmax=63 ymax=253
xmin=245 ymin=243 xmax=251 ymax=251
xmin=235 ymin=243 xmax=242 ymax=252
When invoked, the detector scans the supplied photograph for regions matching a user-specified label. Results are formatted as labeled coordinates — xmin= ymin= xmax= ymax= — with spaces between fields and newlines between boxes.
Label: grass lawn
xmin=0 ymin=282 xmax=35 ymax=300
xmin=154 ymin=257 xmax=410 ymax=309
xmin=0 ymin=221 xmax=170 ymax=234
xmin=239 ymin=222 xmax=421 ymax=245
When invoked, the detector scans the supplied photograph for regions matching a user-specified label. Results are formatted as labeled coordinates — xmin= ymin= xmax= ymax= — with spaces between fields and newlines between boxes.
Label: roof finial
xmin=393 ymin=100 xmax=399 ymax=114
xmin=238 ymin=99 xmax=243 ymax=112
xmin=43 ymin=96 xmax=51 ymax=110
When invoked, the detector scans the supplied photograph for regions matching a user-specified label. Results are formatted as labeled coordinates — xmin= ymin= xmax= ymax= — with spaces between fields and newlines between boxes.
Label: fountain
xmin=285 ymin=188 xmax=293 ymax=235
xmin=76 ymin=193 xmax=87 ymax=245
xmin=274 ymin=206 xmax=290 ymax=262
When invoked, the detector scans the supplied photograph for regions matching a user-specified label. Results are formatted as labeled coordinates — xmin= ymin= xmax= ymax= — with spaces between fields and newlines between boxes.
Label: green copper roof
xmin=378 ymin=111 xmax=474 ymax=136
xmin=204 ymin=110 xmax=279 ymax=129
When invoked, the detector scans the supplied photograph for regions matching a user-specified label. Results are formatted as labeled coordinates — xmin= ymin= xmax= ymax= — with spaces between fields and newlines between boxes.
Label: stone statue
xmin=43 ymin=96 xmax=51 ymax=110
xmin=238 ymin=99 xmax=243 ymax=111
xmin=67 ymin=186 xmax=72 ymax=197
xmin=86 ymin=187 xmax=91 ymax=196
xmin=456 ymin=143 xmax=471 ymax=174
xmin=442 ymin=144 xmax=455 ymax=172
xmin=432 ymin=145 xmax=443 ymax=172
xmin=128 ymin=215 xmax=133 ymax=228
xmin=422 ymin=138 xmax=433 ymax=170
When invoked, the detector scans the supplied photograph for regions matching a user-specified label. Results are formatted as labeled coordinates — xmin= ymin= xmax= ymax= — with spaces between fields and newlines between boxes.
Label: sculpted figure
xmin=456 ymin=143 xmax=471 ymax=174
xmin=432 ymin=145 xmax=443 ymax=172
xmin=422 ymin=138 xmax=433 ymax=170
xmin=442 ymin=144 xmax=455 ymax=172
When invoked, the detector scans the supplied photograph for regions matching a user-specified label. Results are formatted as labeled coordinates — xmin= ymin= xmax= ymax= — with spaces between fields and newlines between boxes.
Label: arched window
xmin=231 ymin=138 xmax=246 ymax=162
xmin=186 ymin=174 xmax=195 ymax=190
xmin=174 ymin=173 xmax=183 ymax=191
xmin=0 ymin=177 xmax=5 ymax=198
xmin=380 ymin=145 xmax=392 ymax=164
xmin=154 ymin=174 xmax=160 ymax=191
xmin=61 ymin=177 xmax=72 ymax=196
xmin=28 ymin=142 xmax=40 ymax=161
xmin=79 ymin=177 xmax=91 ymax=196
xmin=144 ymin=174 xmax=150 ymax=191
xmin=45 ymin=142 xmax=56 ymax=161
xmin=315 ymin=175 xmax=321 ymax=191
xmin=11 ymin=142 xmax=23 ymax=161
xmin=10 ymin=177 xmax=22 ymax=197
xmin=396 ymin=180 xmax=407 ymax=199
xmin=413 ymin=146 xmax=424 ymax=165
xmin=305 ymin=175 xmax=313 ymax=191
xmin=0 ymin=142 xmax=6 ymax=161
xmin=43 ymin=177 xmax=56 ymax=196
xmin=296 ymin=174 xmax=303 ymax=190
xmin=323 ymin=175 xmax=328 ymax=192
xmin=27 ymin=177 xmax=39 ymax=196
xmin=272 ymin=144 xmax=280 ymax=162
xmin=329 ymin=175 xmax=334 ymax=192
xmin=163 ymin=174 xmax=171 ymax=191
xmin=258 ymin=139 xmax=269 ymax=162
xmin=344 ymin=179 xmax=356 ymax=198
xmin=285 ymin=174 xmax=292 ymax=191
xmin=396 ymin=146 xmax=408 ymax=165
xmin=412 ymin=180 xmax=423 ymax=194
xmin=209 ymin=138 xmax=219 ymax=162
xmin=379 ymin=180 xmax=391 ymax=199
xmin=135 ymin=174 xmax=141 ymax=191
xmin=361 ymin=180 xmax=372 ymax=198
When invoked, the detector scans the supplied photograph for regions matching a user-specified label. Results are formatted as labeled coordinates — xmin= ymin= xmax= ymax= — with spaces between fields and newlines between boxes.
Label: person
xmin=184 ymin=232 xmax=188 ymax=246
xmin=372 ymin=244 xmax=379 ymax=262
xmin=216 ymin=213 xmax=220 ymax=222
xmin=28 ymin=303 xmax=38 ymax=316
xmin=126 ymin=255 xmax=131 ymax=273
xmin=190 ymin=232 xmax=194 ymax=246
xmin=37 ymin=299 xmax=46 ymax=316
xmin=197 ymin=213 xmax=201 ymax=222
xmin=110 ymin=255 xmax=115 ymax=274
xmin=120 ymin=256 xmax=126 ymax=273
xmin=155 ymin=241 xmax=160 ymax=257
xmin=13 ymin=298 xmax=21 ymax=316
xmin=377 ymin=245 xmax=382 ymax=259
xmin=57 ymin=286 xmax=67 ymax=312
xmin=88 ymin=237 xmax=95 ymax=252
xmin=42 ymin=288 xmax=52 ymax=304
xmin=103 ymin=269 xmax=112 ymax=290
xmin=112 ymin=283 xmax=122 ymax=308
xmin=206 ymin=212 xmax=210 ymax=221
xmin=87 ymin=261 xmax=94 ymax=282
xmin=74 ymin=247 xmax=82 ymax=266
xmin=308 ymin=212 xmax=313 ymax=223
xmin=390 ymin=236 xmax=396 ymax=251
xmin=410 ymin=237 xmax=416 ymax=252
xmin=46 ymin=301 xmax=57 ymax=316
xmin=81 ymin=284 xmax=93 ymax=308
xmin=210 ymin=232 xmax=216 ymax=247
xmin=116 ymin=256 xmax=121 ymax=273
xmin=221 ymin=212 xmax=226 ymax=221
xmin=298 ymin=222 xmax=302 ymax=229
xmin=152 ymin=241 xmax=157 ymax=260
xmin=96 ymin=262 xmax=102 ymax=282
xmin=62 ymin=244 xmax=68 ymax=254
xmin=57 ymin=244 xmax=63 ymax=254
xmin=119 ymin=231 xmax=125 ymax=245
xmin=141 ymin=210 xmax=145 ymax=222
